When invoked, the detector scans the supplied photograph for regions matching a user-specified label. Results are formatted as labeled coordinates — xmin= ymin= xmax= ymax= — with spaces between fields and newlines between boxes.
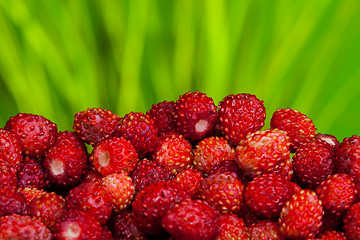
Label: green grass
xmin=0 ymin=0 xmax=359 ymax=140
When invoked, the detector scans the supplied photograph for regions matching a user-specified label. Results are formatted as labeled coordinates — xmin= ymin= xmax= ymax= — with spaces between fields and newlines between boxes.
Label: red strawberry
xmin=99 ymin=225 xmax=114 ymax=240
xmin=315 ymin=230 xmax=347 ymax=240
xmin=17 ymin=156 xmax=50 ymax=190
xmin=89 ymin=136 xmax=139 ymax=176
xmin=218 ymin=93 xmax=266 ymax=146
xmin=130 ymin=159 xmax=175 ymax=192
xmin=5 ymin=113 xmax=58 ymax=157
xmin=53 ymin=210 xmax=103 ymax=240
xmin=249 ymin=219 xmax=284 ymax=240
xmin=0 ymin=128 xmax=23 ymax=171
xmin=0 ymin=186 xmax=28 ymax=217
xmin=215 ymin=213 xmax=249 ymax=240
xmin=147 ymin=100 xmax=176 ymax=135
xmin=343 ymin=202 xmax=360 ymax=240
xmin=73 ymin=107 xmax=121 ymax=146
xmin=0 ymin=213 xmax=52 ymax=240
xmin=17 ymin=187 xmax=46 ymax=203
xmin=117 ymin=111 xmax=158 ymax=157
xmin=195 ymin=172 xmax=244 ymax=214
xmin=29 ymin=191 xmax=66 ymax=230
xmin=316 ymin=173 xmax=357 ymax=216
xmin=66 ymin=181 xmax=113 ymax=224
xmin=235 ymin=128 xmax=290 ymax=179
xmin=43 ymin=131 xmax=88 ymax=188
xmin=153 ymin=133 xmax=193 ymax=174
xmin=270 ymin=108 xmax=317 ymax=152
xmin=131 ymin=180 xmax=189 ymax=235
xmin=0 ymin=159 xmax=17 ymax=188
xmin=173 ymin=168 xmax=204 ymax=197
xmin=173 ymin=91 xmax=218 ymax=142
xmin=244 ymin=172 xmax=294 ymax=219
xmin=209 ymin=159 xmax=249 ymax=185
xmin=101 ymin=173 xmax=135 ymax=212
xmin=193 ymin=136 xmax=235 ymax=176
xmin=279 ymin=189 xmax=324 ymax=239
xmin=161 ymin=198 xmax=219 ymax=240
xmin=315 ymin=133 xmax=340 ymax=149
xmin=335 ymin=135 xmax=360 ymax=183
xmin=112 ymin=210 xmax=147 ymax=240
xmin=293 ymin=138 xmax=336 ymax=189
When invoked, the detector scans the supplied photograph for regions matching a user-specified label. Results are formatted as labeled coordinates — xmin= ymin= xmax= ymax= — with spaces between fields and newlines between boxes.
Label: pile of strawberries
xmin=0 ymin=90 xmax=359 ymax=240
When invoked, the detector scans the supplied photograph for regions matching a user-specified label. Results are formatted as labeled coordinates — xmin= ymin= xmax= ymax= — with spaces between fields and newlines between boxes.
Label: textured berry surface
xmin=0 ymin=159 xmax=18 ymax=188
xmin=0 ymin=128 xmax=23 ymax=171
xmin=17 ymin=156 xmax=50 ymax=190
xmin=0 ymin=186 xmax=28 ymax=217
xmin=215 ymin=213 xmax=249 ymax=240
xmin=173 ymin=168 xmax=204 ymax=197
xmin=112 ymin=210 xmax=147 ymax=240
xmin=218 ymin=93 xmax=266 ymax=146
xmin=249 ymin=219 xmax=284 ymax=240
xmin=147 ymin=100 xmax=176 ymax=135
xmin=343 ymin=201 xmax=360 ymax=240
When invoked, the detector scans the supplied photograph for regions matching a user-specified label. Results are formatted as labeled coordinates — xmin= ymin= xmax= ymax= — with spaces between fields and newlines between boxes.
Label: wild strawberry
xmin=17 ymin=156 xmax=50 ymax=190
xmin=0 ymin=213 xmax=52 ymax=240
xmin=147 ymin=100 xmax=176 ymax=135
xmin=193 ymin=136 xmax=235 ymax=176
xmin=218 ymin=93 xmax=266 ymax=146
xmin=131 ymin=180 xmax=189 ymax=235
xmin=73 ymin=107 xmax=121 ymax=146
xmin=153 ymin=133 xmax=193 ymax=174
xmin=315 ymin=230 xmax=347 ymax=240
xmin=244 ymin=172 xmax=294 ymax=219
xmin=173 ymin=91 xmax=218 ymax=142
xmin=17 ymin=187 xmax=46 ymax=203
xmin=89 ymin=136 xmax=139 ymax=176
xmin=43 ymin=131 xmax=88 ymax=188
xmin=112 ymin=211 xmax=147 ymax=240
xmin=249 ymin=219 xmax=284 ymax=240
xmin=66 ymin=181 xmax=113 ymax=224
xmin=270 ymin=108 xmax=317 ymax=152
xmin=130 ymin=159 xmax=174 ymax=192
xmin=209 ymin=159 xmax=249 ymax=185
xmin=0 ymin=128 xmax=23 ymax=171
xmin=279 ymin=189 xmax=324 ymax=239
xmin=117 ymin=111 xmax=158 ymax=157
xmin=101 ymin=173 xmax=135 ymax=212
xmin=195 ymin=172 xmax=244 ymax=214
xmin=315 ymin=173 xmax=357 ymax=216
xmin=293 ymin=138 xmax=336 ymax=189
xmin=53 ymin=210 xmax=103 ymax=240
xmin=272 ymin=156 xmax=294 ymax=181
xmin=235 ymin=129 xmax=290 ymax=179
xmin=5 ymin=113 xmax=58 ymax=157
xmin=214 ymin=213 xmax=249 ymax=240
xmin=161 ymin=198 xmax=219 ymax=240
xmin=0 ymin=186 xmax=28 ymax=217
xmin=0 ymin=159 xmax=17 ymax=188
xmin=315 ymin=133 xmax=340 ymax=149
xmin=173 ymin=168 xmax=204 ymax=197
xmin=28 ymin=191 xmax=66 ymax=230
xmin=335 ymin=135 xmax=360 ymax=183
xmin=82 ymin=167 xmax=103 ymax=183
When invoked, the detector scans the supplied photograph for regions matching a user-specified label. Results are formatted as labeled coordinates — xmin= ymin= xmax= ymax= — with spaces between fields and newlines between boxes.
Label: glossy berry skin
xmin=66 ymin=181 xmax=113 ymax=224
xmin=315 ymin=173 xmax=357 ymax=216
xmin=5 ymin=113 xmax=58 ymax=157
xmin=215 ymin=213 xmax=249 ymax=240
xmin=270 ymin=108 xmax=317 ymax=152
xmin=0 ymin=128 xmax=23 ymax=171
xmin=244 ymin=172 xmax=294 ymax=219
xmin=249 ymin=220 xmax=284 ymax=240
xmin=343 ymin=202 xmax=360 ymax=240
xmin=0 ymin=186 xmax=28 ymax=217
xmin=173 ymin=91 xmax=218 ymax=142
xmin=17 ymin=156 xmax=50 ymax=190
xmin=195 ymin=172 xmax=244 ymax=214
xmin=112 ymin=211 xmax=147 ymax=240
xmin=131 ymin=180 xmax=189 ymax=235
xmin=161 ymin=198 xmax=219 ymax=240
xmin=0 ymin=159 xmax=18 ymax=188
xmin=293 ymin=138 xmax=336 ymax=189
xmin=117 ymin=111 xmax=158 ymax=157
xmin=218 ymin=93 xmax=266 ymax=146
xmin=173 ymin=168 xmax=204 ymax=197
xmin=315 ymin=133 xmax=340 ymax=149
xmin=193 ymin=136 xmax=235 ymax=176
xmin=0 ymin=213 xmax=52 ymax=240
xmin=279 ymin=189 xmax=324 ymax=239
xmin=73 ymin=107 xmax=121 ymax=146
xmin=235 ymin=129 xmax=290 ymax=179
xmin=43 ymin=131 xmax=88 ymax=188
xmin=90 ymin=136 xmax=139 ymax=176
xmin=147 ymin=100 xmax=176 ymax=136
xmin=209 ymin=159 xmax=249 ymax=185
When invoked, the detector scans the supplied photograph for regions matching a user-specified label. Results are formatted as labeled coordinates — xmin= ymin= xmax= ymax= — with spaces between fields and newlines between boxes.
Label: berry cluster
xmin=0 ymin=90 xmax=359 ymax=240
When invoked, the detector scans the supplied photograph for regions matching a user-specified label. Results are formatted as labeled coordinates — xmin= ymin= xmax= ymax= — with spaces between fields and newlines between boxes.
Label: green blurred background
xmin=0 ymin=0 xmax=359 ymax=141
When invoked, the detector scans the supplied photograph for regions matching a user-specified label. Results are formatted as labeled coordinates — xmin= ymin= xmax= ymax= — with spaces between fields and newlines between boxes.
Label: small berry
xmin=0 ymin=186 xmax=28 ymax=217
xmin=0 ymin=159 xmax=18 ymax=188
xmin=215 ymin=213 xmax=249 ymax=240
xmin=343 ymin=202 xmax=360 ymax=240
xmin=249 ymin=219 xmax=284 ymax=240
xmin=173 ymin=168 xmax=204 ymax=197
xmin=17 ymin=156 xmax=50 ymax=190
xmin=147 ymin=100 xmax=176 ymax=135
xmin=315 ymin=133 xmax=340 ymax=148
xmin=0 ymin=128 xmax=23 ymax=171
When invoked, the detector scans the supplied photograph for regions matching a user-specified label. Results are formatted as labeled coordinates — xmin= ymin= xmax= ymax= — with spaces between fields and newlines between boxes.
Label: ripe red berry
xmin=89 ymin=136 xmax=139 ymax=176
xmin=209 ymin=159 xmax=249 ymax=185
xmin=5 ymin=113 xmax=58 ymax=157
xmin=173 ymin=168 xmax=204 ymax=197
xmin=270 ymin=108 xmax=317 ymax=152
xmin=315 ymin=133 xmax=340 ymax=149
xmin=249 ymin=219 xmax=284 ymax=240
xmin=215 ymin=213 xmax=249 ymax=240
xmin=147 ymin=100 xmax=176 ymax=135
xmin=0 ymin=186 xmax=28 ymax=217
xmin=112 ymin=211 xmax=147 ymax=240
xmin=17 ymin=156 xmax=50 ymax=190
xmin=235 ymin=128 xmax=290 ymax=179
xmin=73 ymin=107 xmax=121 ymax=146
xmin=0 ymin=128 xmax=23 ymax=171
xmin=343 ymin=202 xmax=360 ymax=240
xmin=173 ymin=91 xmax=218 ymax=142
xmin=0 ymin=159 xmax=18 ymax=188
xmin=218 ymin=93 xmax=266 ymax=146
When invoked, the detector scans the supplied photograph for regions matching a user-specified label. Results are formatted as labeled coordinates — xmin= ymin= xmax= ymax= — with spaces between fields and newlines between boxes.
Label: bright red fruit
xmin=173 ymin=91 xmax=218 ymax=142
xmin=209 ymin=159 xmax=249 ymax=185
xmin=0 ymin=186 xmax=28 ymax=217
xmin=249 ymin=219 xmax=284 ymax=240
xmin=218 ymin=93 xmax=266 ymax=146
xmin=89 ymin=136 xmax=139 ymax=176
xmin=214 ymin=213 xmax=249 ymax=240
xmin=0 ymin=128 xmax=23 ymax=171
xmin=17 ymin=156 xmax=50 ymax=190
xmin=73 ymin=107 xmax=121 ymax=146
xmin=147 ymin=100 xmax=176 ymax=135
xmin=5 ymin=113 xmax=58 ymax=157
xmin=343 ymin=202 xmax=360 ymax=240
xmin=0 ymin=159 xmax=17 ymax=188
xmin=173 ymin=168 xmax=204 ymax=197
xmin=270 ymin=108 xmax=317 ymax=152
